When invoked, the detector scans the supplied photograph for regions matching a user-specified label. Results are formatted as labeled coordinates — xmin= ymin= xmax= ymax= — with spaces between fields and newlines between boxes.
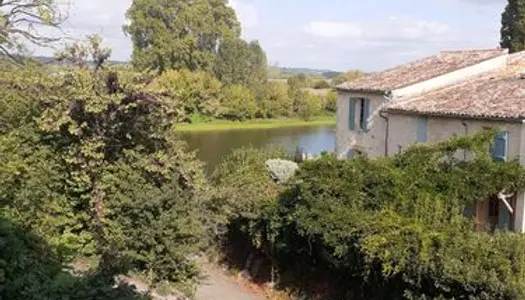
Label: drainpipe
xmin=380 ymin=92 xmax=395 ymax=157
xmin=379 ymin=110 xmax=389 ymax=157
xmin=461 ymin=120 xmax=468 ymax=161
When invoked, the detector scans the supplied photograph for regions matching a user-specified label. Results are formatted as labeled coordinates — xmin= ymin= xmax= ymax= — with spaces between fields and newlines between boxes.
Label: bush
xmin=258 ymin=82 xmax=293 ymax=118
xmin=226 ymin=132 xmax=525 ymax=299
xmin=293 ymin=90 xmax=323 ymax=120
xmin=149 ymin=69 xmax=222 ymax=121
xmin=219 ymin=85 xmax=257 ymax=121
xmin=0 ymin=67 xmax=207 ymax=288
xmin=0 ymin=216 xmax=149 ymax=300
xmin=313 ymin=79 xmax=330 ymax=89
xmin=324 ymin=91 xmax=337 ymax=113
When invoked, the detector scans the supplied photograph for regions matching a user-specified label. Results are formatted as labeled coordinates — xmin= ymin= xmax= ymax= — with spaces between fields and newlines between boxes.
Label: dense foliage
xmin=124 ymin=0 xmax=240 ymax=72
xmin=501 ymin=0 xmax=525 ymax=53
xmin=213 ymin=38 xmax=268 ymax=91
xmin=0 ymin=64 xmax=208 ymax=298
xmin=123 ymin=0 xmax=335 ymax=122
xmin=215 ymin=132 xmax=525 ymax=299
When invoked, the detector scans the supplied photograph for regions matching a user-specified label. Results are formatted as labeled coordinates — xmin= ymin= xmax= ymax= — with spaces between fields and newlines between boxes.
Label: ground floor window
xmin=472 ymin=195 xmax=515 ymax=232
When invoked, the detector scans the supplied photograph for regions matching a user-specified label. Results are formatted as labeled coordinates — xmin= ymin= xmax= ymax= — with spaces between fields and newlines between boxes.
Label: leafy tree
xmin=0 ymin=64 xmax=208 ymax=284
xmin=313 ymin=79 xmax=330 ymax=89
xmin=324 ymin=90 xmax=338 ymax=113
xmin=501 ymin=0 xmax=525 ymax=53
xmin=0 ymin=0 xmax=65 ymax=59
xmin=286 ymin=74 xmax=310 ymax=90
xmin=332 ymin=69 xmax=364 ymax=86
xmin=258 ymin=82 xmax=293 ymax=118
xmin=219 ymin=85 xmax=257 ymax=121
xmin=124 ymin=0 xmax=241 ymax=73
xmin=149 ymin=69 xmax=223 ymax=120
xmin=213 ymin=38 xmax=268 ymax=91
xmin=292 ymin=90 xmax=323 ymax=120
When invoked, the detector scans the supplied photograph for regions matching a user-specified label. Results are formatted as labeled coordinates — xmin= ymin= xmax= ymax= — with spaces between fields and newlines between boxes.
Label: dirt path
xmin=195 ymin=263 xmax=265 ymax=300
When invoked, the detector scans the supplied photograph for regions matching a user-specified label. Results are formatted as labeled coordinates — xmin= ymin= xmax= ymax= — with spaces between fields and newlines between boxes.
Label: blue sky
xmin=35 ymin=0 xmax=506 ymax=71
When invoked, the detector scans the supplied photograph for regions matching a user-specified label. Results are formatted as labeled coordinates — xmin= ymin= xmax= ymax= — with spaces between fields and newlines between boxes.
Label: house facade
xmin=335 ymin=48 xmax=525 ymax=232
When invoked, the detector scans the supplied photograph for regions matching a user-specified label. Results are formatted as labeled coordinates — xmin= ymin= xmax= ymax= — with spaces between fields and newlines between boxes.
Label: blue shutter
xmin=361 ymin=99 xmax=371 ymax=132
xmin=348 ymin=98 xmax=356 ymax=130
xmin=492 ymin=131 xmax=508 ymax=161
xmin=415 ymin=117 xmax=428 ymax=143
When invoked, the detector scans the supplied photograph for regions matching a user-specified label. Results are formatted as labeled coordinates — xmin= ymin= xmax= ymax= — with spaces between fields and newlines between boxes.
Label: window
xmin=346 ymin=149 xmax=354 ymax=159
xmin=492 ymin=131 xmax=508 ymax=161
xmin=349 ymin=97 xmax=370 ymax=132
xmin=359 ymin=98 xmax=370 ymax=132
xmin=348 ymin=98 xmax=357 ymax=130
xmin=415 ymin=117 xmax=428 ymax=143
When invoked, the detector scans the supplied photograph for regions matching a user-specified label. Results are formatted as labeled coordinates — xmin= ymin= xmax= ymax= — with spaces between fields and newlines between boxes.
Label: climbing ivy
xmin=217 ymin=131 xmax=525 ymax=299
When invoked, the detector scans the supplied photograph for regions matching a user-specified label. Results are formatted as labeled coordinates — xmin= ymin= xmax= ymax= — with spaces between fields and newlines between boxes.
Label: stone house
xmin=335 ymin=48 xmax=525 ymax=232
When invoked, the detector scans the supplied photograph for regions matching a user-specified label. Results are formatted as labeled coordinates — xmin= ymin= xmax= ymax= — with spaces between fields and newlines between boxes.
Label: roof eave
xmin=385 ymin=108 xmax=525 ymax=123
xmin=335 ymin=86 xmax=390 ymax=95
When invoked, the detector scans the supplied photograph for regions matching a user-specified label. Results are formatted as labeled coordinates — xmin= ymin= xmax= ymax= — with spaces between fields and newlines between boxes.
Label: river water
xmin=180 ymin=125 xmax=336 ymax=173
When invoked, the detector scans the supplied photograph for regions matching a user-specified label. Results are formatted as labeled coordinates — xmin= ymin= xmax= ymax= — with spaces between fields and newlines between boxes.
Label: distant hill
xmin=31 ymin=56 xmax=129 ymax=67
xmin=269 ymin=67 xmax=342 ymax=79
xmin=27 ymin=56 xmax=341 ymax=79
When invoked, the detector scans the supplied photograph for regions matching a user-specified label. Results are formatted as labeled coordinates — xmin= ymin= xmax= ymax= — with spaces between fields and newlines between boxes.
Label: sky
xmin=33 ymin=0 xmax=507 ymax=71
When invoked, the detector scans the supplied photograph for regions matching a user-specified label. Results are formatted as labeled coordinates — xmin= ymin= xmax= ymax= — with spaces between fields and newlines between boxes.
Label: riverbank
xmin=175 ymin=116 xmax=336 ymax=132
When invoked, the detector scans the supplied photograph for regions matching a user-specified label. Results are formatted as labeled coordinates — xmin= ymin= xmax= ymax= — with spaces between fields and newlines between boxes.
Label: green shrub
xmin=227 ymin=132 xmax=525 ymax=299
xmin=324 ymin=91 xmax=337 ymax=113
xmin=293 ymin=90 xmax=323 ymax=120
xmin=313 ymin=79 xmax=330 ymax=89
xmin=258 ymin=82 xmax=293 ymax=118
xmin=219 ymin=85 xmax=257 ymax=121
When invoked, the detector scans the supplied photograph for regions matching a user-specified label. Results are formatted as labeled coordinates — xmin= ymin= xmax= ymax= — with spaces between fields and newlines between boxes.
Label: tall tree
xmin=124 ymin=0 xmax=241 ymax=73
xmin=501 ymin=0 xmax=525 ymax=53
xmin=0 ymin=0 xmax=66 ymax=59
xmin=213 ymin=38 xmax=268 ymax=91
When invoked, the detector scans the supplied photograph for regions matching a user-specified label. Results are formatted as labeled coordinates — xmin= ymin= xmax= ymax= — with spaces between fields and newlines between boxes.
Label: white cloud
xmin=305 ymin=16 xmax=451 ymax=42
xmin=304 ymin=21 xmax=362 ymax=39
xmin=34 ymin=0 xmax=259 ymax=60
xmin=229 ymin=0 xmax=259 ymax=29
xmin=383 ymin=16 xmax=450 ymax=40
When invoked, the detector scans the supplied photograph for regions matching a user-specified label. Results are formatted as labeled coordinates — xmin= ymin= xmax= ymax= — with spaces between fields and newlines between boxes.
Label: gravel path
xmin=195 ymin=263 xmax=264 ymax=300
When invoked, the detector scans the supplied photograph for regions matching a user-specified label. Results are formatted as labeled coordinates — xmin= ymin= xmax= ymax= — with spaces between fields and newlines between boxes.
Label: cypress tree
xmin=501 ymin=0 xmax=525 ymax=53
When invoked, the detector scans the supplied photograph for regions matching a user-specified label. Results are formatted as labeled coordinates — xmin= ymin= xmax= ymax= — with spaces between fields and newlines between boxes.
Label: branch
xmin=498 ymin=190 xmax=515 ymax=215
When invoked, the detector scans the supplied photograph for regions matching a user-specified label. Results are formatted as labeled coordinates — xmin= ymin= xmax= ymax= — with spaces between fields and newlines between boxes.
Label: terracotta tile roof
xmin=336 ymin=49 xmax=508 ymax=93
xmin=386 ymin=54 xmax=525 ymax=120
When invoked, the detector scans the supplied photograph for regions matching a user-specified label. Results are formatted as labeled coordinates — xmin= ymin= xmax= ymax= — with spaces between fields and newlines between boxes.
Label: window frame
xmin=358 ymin=98 xmax=370 ymax=132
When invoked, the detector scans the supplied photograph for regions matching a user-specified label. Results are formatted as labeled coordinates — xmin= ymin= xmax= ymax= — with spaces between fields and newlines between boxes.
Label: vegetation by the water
xmin=5 ymin=0 xmax=525 ymax=299
xmin=175 ymin=116 xmax=336 ymax=132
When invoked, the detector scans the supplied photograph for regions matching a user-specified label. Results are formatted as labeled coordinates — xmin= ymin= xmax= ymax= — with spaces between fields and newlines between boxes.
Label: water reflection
xmin=180 ymin=125 xmax=335 ymax=173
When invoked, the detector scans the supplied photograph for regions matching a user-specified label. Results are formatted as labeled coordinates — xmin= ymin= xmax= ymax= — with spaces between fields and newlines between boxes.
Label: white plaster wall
xmin=387 ymin=113 xmax=524 ymax=160
xmin=392 ymin=55 xmax=508 ymax=98
xmin=336 ymin=91 xmax=387 ymax=158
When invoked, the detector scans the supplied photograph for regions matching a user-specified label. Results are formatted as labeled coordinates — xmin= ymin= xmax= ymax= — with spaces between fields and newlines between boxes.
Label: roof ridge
xmin=439 ymin=48 xmax=507 ymax=54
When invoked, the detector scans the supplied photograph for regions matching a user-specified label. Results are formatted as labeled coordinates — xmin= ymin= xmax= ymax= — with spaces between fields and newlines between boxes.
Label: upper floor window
xmin=359 ymin=98 xmax=370 ymax=131
xmin=492 ymin=131 xmax=508 ymax=162
xmin=415 ymin=117 xmax=428 ymax=143
xmin=348 ymin=97 xmax=370 ymax=132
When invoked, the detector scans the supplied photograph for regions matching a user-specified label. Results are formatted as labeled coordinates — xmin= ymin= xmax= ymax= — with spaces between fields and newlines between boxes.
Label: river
xmin=180 ymin=125 xmax=336 ymax=173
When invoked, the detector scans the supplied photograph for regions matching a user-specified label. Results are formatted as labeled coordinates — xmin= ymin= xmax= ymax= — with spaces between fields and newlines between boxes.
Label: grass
xmin=175 ymin=115 xmax=336 ymax=132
